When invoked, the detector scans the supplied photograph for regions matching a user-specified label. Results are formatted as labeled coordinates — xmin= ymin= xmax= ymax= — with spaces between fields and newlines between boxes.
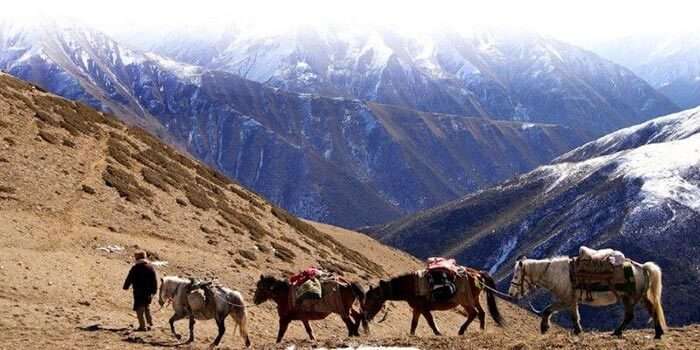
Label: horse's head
xmin=158 ymin=276 xmax=179 ymax=307
xmin=158 ymin=277 xmax=168 ymax=306
xmin=508 ymin=256 xmax=536 ymax=299
xmin=364 ymin=280 xmax=389 ymax=322
xmin=254 ymin=274 xmax=284 ymax=305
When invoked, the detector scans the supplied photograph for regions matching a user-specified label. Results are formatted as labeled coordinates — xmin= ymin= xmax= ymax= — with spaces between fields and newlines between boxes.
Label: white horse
xmin=158 ymin=276 xmax=251 ymax=347
xmin=508 ymin=256 xmax=666 ymax=339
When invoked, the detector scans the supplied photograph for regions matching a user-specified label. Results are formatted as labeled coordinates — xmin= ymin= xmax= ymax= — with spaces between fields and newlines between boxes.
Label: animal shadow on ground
xmin=78 ymin=323 xmax=183 ymax=347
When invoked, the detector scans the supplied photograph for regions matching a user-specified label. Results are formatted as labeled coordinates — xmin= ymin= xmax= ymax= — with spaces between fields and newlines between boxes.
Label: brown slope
xmin=0 ymin=72 xmax=547 ymax=348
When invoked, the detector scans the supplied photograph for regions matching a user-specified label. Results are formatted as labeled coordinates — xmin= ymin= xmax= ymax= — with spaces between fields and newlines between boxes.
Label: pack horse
xmin=253 ymin=270 xmax=367 ymax=343
xmin=508 ymin=247 xmax=666 ymax=339
xmin=158 ymin=276 xmax=251 ymax=348
xmin=364 ymin=258 xmax=504 ymax=335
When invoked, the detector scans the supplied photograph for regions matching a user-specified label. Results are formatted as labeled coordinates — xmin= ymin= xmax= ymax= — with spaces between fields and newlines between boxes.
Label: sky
xmin=2 ymin=0 xmax=700 ymax=47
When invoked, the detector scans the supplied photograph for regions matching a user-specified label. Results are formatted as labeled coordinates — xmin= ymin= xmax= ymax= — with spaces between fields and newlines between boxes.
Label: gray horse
xmin=158 ymin=276 xmax=251 ymax=348
xmin=508 ymin=256 xmax=666 ymax=339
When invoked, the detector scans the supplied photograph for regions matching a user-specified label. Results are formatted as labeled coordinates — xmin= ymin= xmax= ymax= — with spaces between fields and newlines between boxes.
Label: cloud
xmin=2 ymin=0 xmax=699 ymax=46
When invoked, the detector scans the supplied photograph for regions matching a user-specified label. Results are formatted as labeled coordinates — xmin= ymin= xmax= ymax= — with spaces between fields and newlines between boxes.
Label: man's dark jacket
xmin=123 ymin=261 xmax=158 ymax=310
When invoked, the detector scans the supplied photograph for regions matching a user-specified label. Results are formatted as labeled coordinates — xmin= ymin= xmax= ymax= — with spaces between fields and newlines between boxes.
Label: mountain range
xmin=139 ymin=26 xmax=678 ymax=136
xmin=594 ymin=33 xmax=700 ymax=110
xmin=0 ymin=21 xmax=679 ymax=227
xmin=370 ymin=106 xmax=700 ymax=325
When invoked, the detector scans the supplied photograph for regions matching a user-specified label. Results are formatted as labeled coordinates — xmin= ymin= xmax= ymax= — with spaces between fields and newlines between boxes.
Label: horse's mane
xmin=377 ymin=272 xmax=418 ymax=295
xmin=163 ymin=275 xmax=191 ymax=284
xmin=380 ymin=272 xmax=416 ymax=286
xmin=261 ymin=274 xmax=290 ymax=288
xmin=526 ymin=256 xmax=570 ymax=264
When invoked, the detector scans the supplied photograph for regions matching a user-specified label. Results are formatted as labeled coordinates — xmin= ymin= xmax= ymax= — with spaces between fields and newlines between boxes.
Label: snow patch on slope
xmin=616 ymin=134 xmax=700 ymax=211
xmin=557 ymin=106 xmax=700 ymax=162
xmin=144 ymin=53 xmax=202 ymax=84
xmin=547 ymin=131 xmax=700 ymax=212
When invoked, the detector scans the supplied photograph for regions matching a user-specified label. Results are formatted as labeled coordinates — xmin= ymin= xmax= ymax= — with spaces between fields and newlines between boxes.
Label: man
xmin=123 ymin=251 xmax=158 ymax=331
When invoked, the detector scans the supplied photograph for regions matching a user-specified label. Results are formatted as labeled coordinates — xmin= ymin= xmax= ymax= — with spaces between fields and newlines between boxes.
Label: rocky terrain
xmin=370 ymin=106 xmax=700 ymax=326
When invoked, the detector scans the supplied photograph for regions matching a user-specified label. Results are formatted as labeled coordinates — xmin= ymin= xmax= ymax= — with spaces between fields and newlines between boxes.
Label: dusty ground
xmin=0 ymin=72 xmax=697 ymax=349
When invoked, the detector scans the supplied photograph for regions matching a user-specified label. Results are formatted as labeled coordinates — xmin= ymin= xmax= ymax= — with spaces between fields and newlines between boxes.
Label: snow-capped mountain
xmin=0 ymin=21 xmax=591 ymax=227
xmin=142 ymin=26 xmax=679 ymax=135
xmin=370 ymin=106 xmax=700 ymax=325
xmin=595 ymin=33 xmax=700 ymax=110
xmin=0 ymin=21 xmax=200 ymax=134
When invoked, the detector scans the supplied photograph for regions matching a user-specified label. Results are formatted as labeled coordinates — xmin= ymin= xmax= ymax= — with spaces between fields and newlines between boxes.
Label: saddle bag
xmin=571 ymin=257 xmax=635 ymax=301
xmin=428 ymin=270 xmax=456 ymax=302
xmin=295 ymin=278 xmax=323 ymax=302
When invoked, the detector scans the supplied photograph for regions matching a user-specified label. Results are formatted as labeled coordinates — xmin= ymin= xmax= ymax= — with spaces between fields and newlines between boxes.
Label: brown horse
xmin=253 ymin=275 xmax=367 ymax=342
xmin=364 ymin=270 xmax=503 ymax=335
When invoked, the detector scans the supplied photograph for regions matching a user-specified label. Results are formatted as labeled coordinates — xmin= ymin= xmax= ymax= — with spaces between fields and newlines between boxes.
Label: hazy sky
xmin=2 ymin=0 xmax=699 ymax=47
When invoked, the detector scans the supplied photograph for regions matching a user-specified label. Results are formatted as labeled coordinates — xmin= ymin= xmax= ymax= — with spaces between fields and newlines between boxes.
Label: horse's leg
xmin=475 ymin=301 xmax=486 ymax=330
xmin=187 ymin=315 xmax=196 ymax=343
xmin=643 ymin=297 xmax=664 ymax=339
xmin=570 ymin=303 xmax=583 ymax=335
xmin=276 ymin=317 xmax=291 ymax=343
xmin=613 ymin=298 xmax=635 ymax=337
xmin=341 ymin=315 xmax=358 ymax=337
xmin=540 ymin=302 xmax=566 ymax=334
xmin=422 ymin=310 xmax=441 ymax=336
xmin=458 ymin=306 xmax=477 ymax=336
xmin=409 ymin=308 xmax=420 ymax=336
xmin=302 ymin=320 xmax=316 ymax=340
xmin=169 ymin=312 xmax=186 ymax=340
xmin=211 ymin=317 xmax=226 ymax=347
xmin=350 ymin=308 xmax=366 ymax=335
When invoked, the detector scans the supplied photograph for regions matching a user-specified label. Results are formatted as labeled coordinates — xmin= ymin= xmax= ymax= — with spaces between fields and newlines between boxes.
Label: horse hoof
xmin=174 ymin=334 xmax=182 ymax=340
xmin=612 ymin=331 xmax=622 ymax=338
xmin=245 ymin=338 xmax=252 ymax=347
xmin=187 ymin=338 xmax=195 ymax=344
xmin=540 ymin=326 xmax=549 ymax=334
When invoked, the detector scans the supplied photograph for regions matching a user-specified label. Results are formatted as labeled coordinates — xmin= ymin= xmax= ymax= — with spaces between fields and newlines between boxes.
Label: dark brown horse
xmin=364 ymin=270 xmax=503 ymax=335
xmin=253 ymin=275 xmax=367 ymax=342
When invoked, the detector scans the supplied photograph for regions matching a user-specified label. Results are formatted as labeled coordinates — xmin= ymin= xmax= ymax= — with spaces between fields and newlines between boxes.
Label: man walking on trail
xmin=123 ymin=251 xmax=158 ymax=331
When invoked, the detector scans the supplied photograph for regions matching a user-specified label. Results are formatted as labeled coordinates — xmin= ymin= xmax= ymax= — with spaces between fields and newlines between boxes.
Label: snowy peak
xmin=143 ymin=26 xmax=678 ymax=135
xmin=0 ymin=20 xmax=202 ymax=125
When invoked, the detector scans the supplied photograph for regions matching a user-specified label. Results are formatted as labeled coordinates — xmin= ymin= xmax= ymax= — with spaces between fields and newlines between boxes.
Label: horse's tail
xmin=350 ymin=282 xmax=369 ymax=334
xmin=479 ymin=271 xmax=504 ymax=327
xmin=229 ymin=292 xmax=251 ymax=347
xmin=643 ymin=262 xmax=667 ymax=330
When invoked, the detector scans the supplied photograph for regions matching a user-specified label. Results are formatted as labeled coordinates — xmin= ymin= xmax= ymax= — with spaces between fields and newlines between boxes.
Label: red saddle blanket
xmin=426 ymin=257 xmax=460 ymax=275
xmin=289 ymin=267 xmax=322 ymax=286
